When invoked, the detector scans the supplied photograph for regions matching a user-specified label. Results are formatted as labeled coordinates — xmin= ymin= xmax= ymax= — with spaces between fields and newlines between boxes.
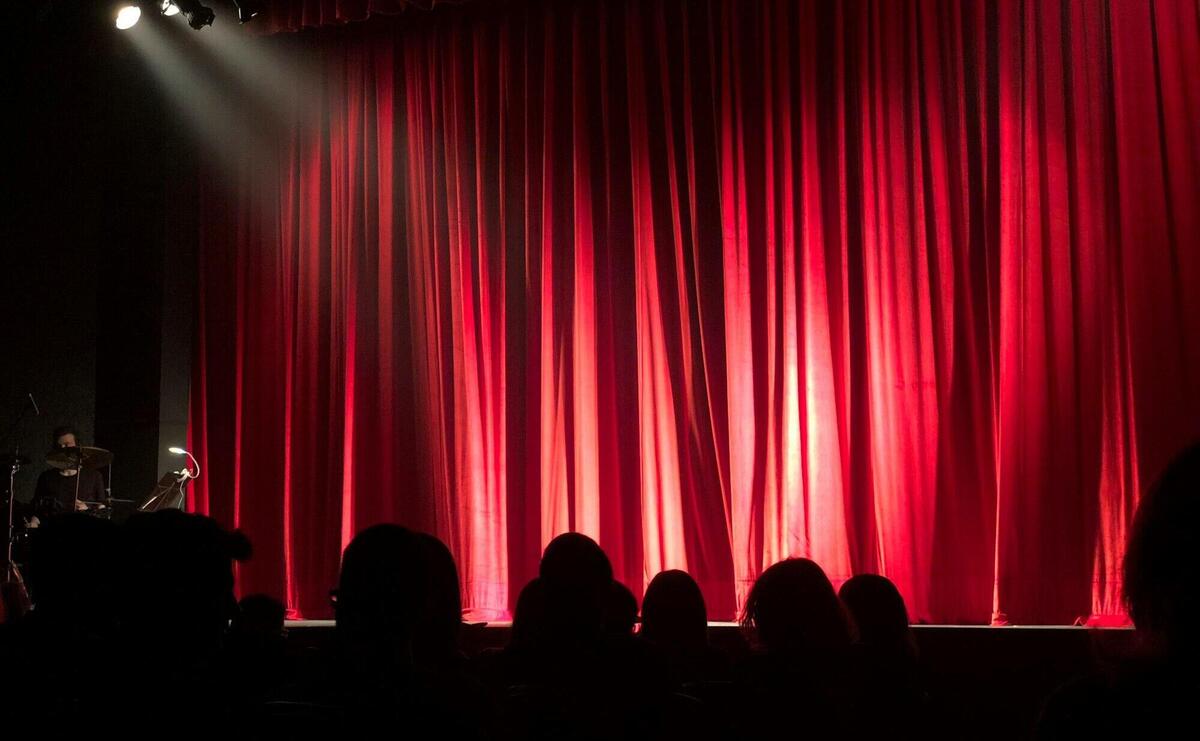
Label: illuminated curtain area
xmin=188 ymin=0 xmax=1200 ymax=623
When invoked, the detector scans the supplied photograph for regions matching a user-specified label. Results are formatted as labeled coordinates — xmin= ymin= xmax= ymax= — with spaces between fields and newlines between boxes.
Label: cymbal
xmin=0 ymin=454 xmax=32 ymax=466
xmin=46 ymin=446 xmax=113 ymax=470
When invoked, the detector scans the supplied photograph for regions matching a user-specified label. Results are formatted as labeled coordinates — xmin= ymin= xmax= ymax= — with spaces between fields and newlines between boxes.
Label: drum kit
xmin=0 ymin=386 xmax=202 ymax=617
xmin=3 ymin=443 xmax=191 ymax=609
xmin=3 ymin=446 xmax=122 ymax=591
xmin=2 ymin=451 xmax=33 ymax=600
xmin=46 ymin=445 xmax=117 ymax=514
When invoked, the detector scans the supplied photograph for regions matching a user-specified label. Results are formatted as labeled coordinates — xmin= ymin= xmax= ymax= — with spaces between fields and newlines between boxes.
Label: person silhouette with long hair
xmin=1038 ymin=443 xmax=1200 ymax=739
xmin=737 ymin=558 xmax=859 ymax=737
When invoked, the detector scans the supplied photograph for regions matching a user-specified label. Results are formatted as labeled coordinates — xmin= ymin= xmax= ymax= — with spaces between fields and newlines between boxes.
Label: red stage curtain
xmin=189 ymin=0 xmax=1200 ymax=623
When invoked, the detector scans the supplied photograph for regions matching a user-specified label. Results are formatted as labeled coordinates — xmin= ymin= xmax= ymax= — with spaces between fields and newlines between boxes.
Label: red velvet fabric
xmin=190 ymin=0 xmax=1200 ymax=622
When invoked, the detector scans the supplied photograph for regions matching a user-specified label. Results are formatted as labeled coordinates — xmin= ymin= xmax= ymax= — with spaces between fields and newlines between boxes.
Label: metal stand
xmin=4 ymin=454 xmax=25 ymax=590
xmin=3 ymin=396 xmax=37 ymax=616
xmin=72 ymin=448 xmax=83 ymax=512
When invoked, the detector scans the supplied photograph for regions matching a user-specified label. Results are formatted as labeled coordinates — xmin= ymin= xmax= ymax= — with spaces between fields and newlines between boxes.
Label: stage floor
xmin=285 ymin=620 xmax=1133 ymax=629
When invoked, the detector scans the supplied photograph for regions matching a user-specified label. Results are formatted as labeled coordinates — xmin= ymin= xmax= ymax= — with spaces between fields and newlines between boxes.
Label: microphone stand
xmin=4 ymin=395 xmax=37 ymax=607
xmin=4 ymin=447 xmax=23 ymax=586
xmin=2 ymin=447 xmax=29 ymax=620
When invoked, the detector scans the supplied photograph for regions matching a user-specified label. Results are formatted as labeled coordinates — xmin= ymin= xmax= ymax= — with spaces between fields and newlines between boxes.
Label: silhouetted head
xmin=539 ymin=532 xmax=613 ymax=638
xmin=119 ymin=510 xmax=251 ymax=655
xmin=641 ymin=569 xmax=708 ymax=652
xmin=540 ymin=532 xmax=613 ymax=591
xmin=511 ymin=577 xmax=546 ymax=649
xmin=742 ymin=558 xmax=851 ymax=655
xmin=233 ymin=593 xmax=286 ymax=639
xmin=336 ymin=524 xmax=424 ymax=647
xmin=413 ymin=532 xmax=463 ymax=663
xmin=604 ymin=580 xmax=639 ymax=637
xmin=839 ymin=574 xmax=914 ymax=658
xmin=27 ymin=513 xmax=119 ymax=625
xmin=1124 ymin=442 xmax=1200 ymax=658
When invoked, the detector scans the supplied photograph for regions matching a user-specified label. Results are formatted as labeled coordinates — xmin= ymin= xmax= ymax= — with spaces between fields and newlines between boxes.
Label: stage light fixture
xmin=168 ymin=446 xmax=201 ymax=479
xmin=115 ymin=4 xmax=142 ymax=29
xmin=233 ymin=1 xmax=264 ymax=24
xmin=161 ymin=1 xmax=180 ymax=17
xmin=172 ymin=0 xmax=215 ymax=29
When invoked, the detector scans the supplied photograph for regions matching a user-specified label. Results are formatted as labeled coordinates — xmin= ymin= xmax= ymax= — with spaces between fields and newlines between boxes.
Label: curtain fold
xmin=190 ymin=0 xmax=1200 ymax=622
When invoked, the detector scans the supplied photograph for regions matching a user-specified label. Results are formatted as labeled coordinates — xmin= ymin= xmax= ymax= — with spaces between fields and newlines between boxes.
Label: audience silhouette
xmin=511 ymin=575 xmax=547 ymax=652
xmin=225 ymin=593 xmax=289 ymax=724
xmin=840 ymin=573 xmax=928 ymax=737
xmin=8 ymin=443 xmax=1197 ymax=740
xmin=604 ymin=579 xmax=639 ymax=638
xmin=412 ymin=531 xmax=466 ymax=669
xmin=283 ymin=523 xmax=489 ymax=737
xmin=736 ymin=557 xmax=859 ymax=737
xmin=641 ymin=569 xmax=729 ymax=686
xmin=490 ymin=533 xmax=675 ymax=739
xmin=0 ymin=514 xmax=119 ymax=723
xmin=114 ymin=509 xmax=251 ymax=734
xmin=1038 ymin=442 xmax=1200 ymax=739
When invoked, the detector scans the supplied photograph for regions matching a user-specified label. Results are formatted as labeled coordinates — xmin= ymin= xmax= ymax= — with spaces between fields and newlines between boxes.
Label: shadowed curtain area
xmin=186 ymin=0 xmax=1200 ymax=622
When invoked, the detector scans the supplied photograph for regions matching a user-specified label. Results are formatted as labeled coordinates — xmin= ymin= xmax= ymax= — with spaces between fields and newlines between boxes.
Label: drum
xmin=79 ymin=501 xmax=113 ymax=520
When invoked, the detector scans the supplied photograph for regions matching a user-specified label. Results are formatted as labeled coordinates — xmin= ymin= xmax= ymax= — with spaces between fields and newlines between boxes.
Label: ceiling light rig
xmin=115 ymin=1 xmax=265 ymax=31
xmin=172 ymin=0 xmax=216 ymax=29
xmin=233 ymin=1 xmax=265 ymax=24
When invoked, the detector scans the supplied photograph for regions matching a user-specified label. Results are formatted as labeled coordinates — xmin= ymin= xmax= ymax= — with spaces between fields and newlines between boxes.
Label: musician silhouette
xmin=32 ymin=426 xmax=107 ymax=521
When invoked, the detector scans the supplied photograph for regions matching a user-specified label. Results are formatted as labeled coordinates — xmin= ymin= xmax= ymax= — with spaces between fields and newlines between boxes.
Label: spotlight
xmin=233 ymin=1 xmax=264 ymax=24
xmin=172 ymin=0 xmax=214 ymax=29
xmin=115 ymin=5 xmax=141 ymax=29
xmin=161 ymin=1 xmax=180 ymax=17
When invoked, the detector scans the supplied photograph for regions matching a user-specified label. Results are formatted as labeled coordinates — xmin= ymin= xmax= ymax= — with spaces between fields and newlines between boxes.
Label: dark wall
xmin=2 ymin=1 xmax=192 ymax=508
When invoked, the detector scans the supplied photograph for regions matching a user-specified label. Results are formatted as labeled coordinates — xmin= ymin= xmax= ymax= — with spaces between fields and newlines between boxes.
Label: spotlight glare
xmin=115 ymin=5 xmax=141 ymax=30
xmin=162 ymin=1 xmax=180 ymax=17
